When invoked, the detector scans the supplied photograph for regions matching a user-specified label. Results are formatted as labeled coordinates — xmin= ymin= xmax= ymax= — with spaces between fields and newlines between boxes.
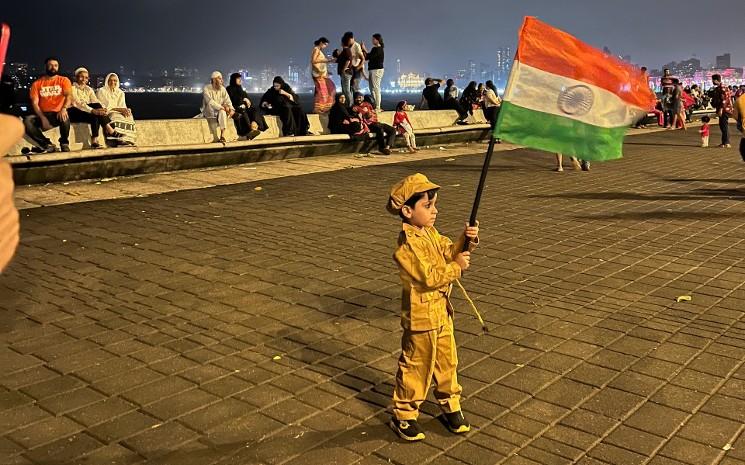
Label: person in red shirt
xmin=352 ymin=92 xmax=395 ymax=155
xmin=23 ymin=57 xmax=72 ymax=152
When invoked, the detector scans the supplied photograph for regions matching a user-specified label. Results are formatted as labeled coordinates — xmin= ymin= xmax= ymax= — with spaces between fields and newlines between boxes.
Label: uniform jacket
xmin=394 ymin=223 xmax=478 ymax=331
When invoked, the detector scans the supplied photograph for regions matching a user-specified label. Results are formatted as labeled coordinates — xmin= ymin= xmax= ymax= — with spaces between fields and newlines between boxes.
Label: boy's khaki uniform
xmin=388 ymin=174 xmax=477 ymax=421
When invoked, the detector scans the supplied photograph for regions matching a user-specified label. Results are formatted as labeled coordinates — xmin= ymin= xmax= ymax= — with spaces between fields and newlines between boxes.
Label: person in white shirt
xmin=201 ymin=71 xmax=235 ymax=144
xmin=68 ymin=67 xmax=119 ymax=148
xmin=96 ymin=73 xmax=136 ymax=146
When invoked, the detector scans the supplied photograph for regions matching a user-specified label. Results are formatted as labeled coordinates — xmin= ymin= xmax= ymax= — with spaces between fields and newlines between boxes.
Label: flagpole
xmin=462 ymin=121 xmax=496 ymax=253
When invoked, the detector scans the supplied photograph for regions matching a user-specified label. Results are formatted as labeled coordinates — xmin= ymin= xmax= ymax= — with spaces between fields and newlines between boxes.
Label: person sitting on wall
xmin=260 ymin=76 xmax=310 ymax=137
xmin=352 ymin=91 xmax=394 ymax=155
xmin=226 ymin=73 xmax=267 ymax=140
xmin=69 ymin=67 xmax=121 ymax=148
xmin=419 ymin=78 xmax=444 ymax=110
xmin=96 ymin=73 xmax=136 ymax=146
xmin=23 ymin=57 xmax=72 ymax=153
xmin=201 ymin=71 xmax=235 ymax=144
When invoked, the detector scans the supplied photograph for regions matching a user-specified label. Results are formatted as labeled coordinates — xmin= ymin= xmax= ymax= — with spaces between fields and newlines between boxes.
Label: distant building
xmin=716 ymin=53 xmax=731 ymax=69
xmin=663 ymin=58 xmax=702 ymax=77
xmin=467 ymin=60 xmax=477 ymax=82
xmin=287 ymin=59 xmax=301 ymax=86
xmin=495 ymin=47 xmax=513 ymax=84
xmin=397 ymin=73 xmax=424 ymax=90
xmin=6 ymin=63 xmax=30 ymax=88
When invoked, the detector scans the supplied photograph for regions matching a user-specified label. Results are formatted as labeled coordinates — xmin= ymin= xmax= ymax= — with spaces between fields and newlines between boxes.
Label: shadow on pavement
xmin=532 ymin=187 xmax=745 ymax=202
xmin=575 ymin=210 xmax=744 ymax=221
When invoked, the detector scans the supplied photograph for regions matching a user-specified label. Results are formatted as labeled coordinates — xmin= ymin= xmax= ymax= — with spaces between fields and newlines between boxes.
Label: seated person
xmin=69 ymin=67 xmax=120 ymax=148
xmin=226 ymin=73 xmax=267 ymax=140
xmin=419 ymin=78 xmax=444 ymax=110
xmin=260 ymin=76 xmax=310 ymax=137
xmin=96 ymin=73 xmax=136 ymax=146
xmin=23 ymin=57 xmax=72 ymax=153
xmin=444 ymin=79 xmax=469 ymax=122
xmin=201 ymin=71 xmax=234 ymax=144
xmin=352 ymin=92 xmax=394 ymax=155
xmin=328 ymin=93 xmax=368 ymax=136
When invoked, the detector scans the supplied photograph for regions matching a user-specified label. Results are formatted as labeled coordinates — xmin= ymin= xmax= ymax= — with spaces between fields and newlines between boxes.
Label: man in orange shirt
xmin=23 ymin=57 xmax=72 ymax=152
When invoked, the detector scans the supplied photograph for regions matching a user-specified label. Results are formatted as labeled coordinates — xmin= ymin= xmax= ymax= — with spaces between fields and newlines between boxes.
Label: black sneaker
xmin=389 ymin=418 xmax=425 ymax=442
xmin=581 ymin=160 xmax=591 ymax=171
xmin=60 ymin=144 xmax=71 ymax=152
xmin=442 ymin=411 xmax=471 ymax=434
xmin=43 ymin=145 xmax=57 ymax=153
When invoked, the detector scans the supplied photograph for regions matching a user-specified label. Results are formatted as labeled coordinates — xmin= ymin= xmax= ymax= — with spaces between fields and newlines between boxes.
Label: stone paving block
xmin=0 ymin=405 xmax=51 ymax=435
xmin=588 ymin=442 xmax=647 ymax=465
xmin=559 ymin=409 xmax=619 ymax=438
xmin=23 ymin=432 xmax=103 ymax=464
xmin=8 ymin=416 xmax=83 ymax=449
xmin=120 ymin=376 xmax=197 ymax=407
xmin=66 ymin=396 xmax=138 ymax=428
xmin=542 ymin=424 xmax=598 ymax=451
xmin=604 ymin=424 xmax=665 ymax=456
xmin=123 ymin=422 xmax=200 ymax=459
xmin=658 ymin=437 xmax=722 ymax=465
xmin=678 ymin=411 xmax=742 ymax=449
xmin=535 ymin=378 xmax=598 ymax=410
xmin=88 ymin=410 xmax=160 ymax=443
xmin=180 ymin=398 xmax=257 ymax=433
xmin=699 ymin=394 xmax=745 ymax=423
xmin=624 ymin=402 xmax=689 ymax=438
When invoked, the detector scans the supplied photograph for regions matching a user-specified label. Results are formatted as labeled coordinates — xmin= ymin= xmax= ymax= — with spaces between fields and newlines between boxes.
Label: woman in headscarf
xmin=96 ymin=73 xmax=136 ymax=145
xmin=226 ymin=73 xmax=267 ymax=140
xmin=328 ymin=93 xmax=366 ymax=136
xmin=310 ymin=37 xmax=336 ymax=113
xmin=460 ymin=81 xmax=479 ymax=116
xmin=260 ymin=76 xmax=310 ymax=137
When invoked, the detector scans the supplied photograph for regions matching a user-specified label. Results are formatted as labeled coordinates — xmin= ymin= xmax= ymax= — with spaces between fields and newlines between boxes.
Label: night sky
xmin=3 ymin=0 xmax=744 ymax=75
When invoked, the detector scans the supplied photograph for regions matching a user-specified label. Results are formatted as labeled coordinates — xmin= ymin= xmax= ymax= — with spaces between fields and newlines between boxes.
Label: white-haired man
xmin=202 ymin=71 xmax=234 ymax=144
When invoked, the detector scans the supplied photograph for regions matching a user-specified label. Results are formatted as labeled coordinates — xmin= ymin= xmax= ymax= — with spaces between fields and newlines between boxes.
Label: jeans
xmin=369 ymin=69 xmax=384 ymax=110
xmin=340 ymin=72 xmax=353 ymax=105
xmin=719 ymin=114 xmax=730 ymax=145
xmin=23 ymin=112 xmax=70 ymax=148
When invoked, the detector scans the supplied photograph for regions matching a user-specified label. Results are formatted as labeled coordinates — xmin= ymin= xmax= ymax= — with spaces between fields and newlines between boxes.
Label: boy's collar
xmin=402 ymin=222 xmax=428 ymax=237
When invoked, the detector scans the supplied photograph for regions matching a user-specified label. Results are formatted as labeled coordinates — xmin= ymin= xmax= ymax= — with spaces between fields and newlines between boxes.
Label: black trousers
xmin=445 ymin=98 xmax=468 ymax=120
xmin=23 ymin=112 xmax=70 ymax=147
xmin=719 ymin=114 xmax=730 ymax=145
xmin=483 ymin=106 xmax=500 ymax=127
xmin=369 ymin=122 xmax=396 ymax=151
xmin=68 ymin=104 xmax=110 ymax=137
xmin=271 ymin=104 xmax=309 ymax=136
xmin=233 ymin=107 xmax=268 ymax=136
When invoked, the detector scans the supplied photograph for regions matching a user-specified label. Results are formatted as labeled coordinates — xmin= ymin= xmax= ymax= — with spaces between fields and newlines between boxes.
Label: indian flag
xmin=495 ymin=17 xmax=656 ymax=161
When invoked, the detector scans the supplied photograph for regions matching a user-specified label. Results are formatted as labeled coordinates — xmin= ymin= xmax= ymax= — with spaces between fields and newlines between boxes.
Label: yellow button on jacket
xmin=394 ymin=223 xmax=477 ymax=331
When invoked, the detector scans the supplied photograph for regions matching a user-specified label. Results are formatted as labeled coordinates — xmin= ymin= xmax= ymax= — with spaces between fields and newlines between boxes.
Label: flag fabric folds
xmin=495 ymin=16 xmax=656 ymax=161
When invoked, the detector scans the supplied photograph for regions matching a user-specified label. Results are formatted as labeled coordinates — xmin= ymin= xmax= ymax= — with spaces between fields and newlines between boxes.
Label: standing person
xmin=310 ymin=37 xmax=336 ymax=113
xmin=96 ymin=73 xmax=136 ymax=146
xmin=700 ymin=116 xmax=711 ymax=147
xmin=394 ymin=100 xmax=417 ymax=153
xmin=260 ymin=76 xmax=310 ymax=137
xmin=336 ymin=37 xmax=354 ymax=104
xmin=660 ymin=69 xmax=676 ymax=127
xmin=419 ymin=78 xmax=444 ymax=110
xmin=363 ymin=34 xmax=385 ymax=112
xmin=68 ymin=67 xmax=119 ymax=148
xmin=385 ymin=172 xmax=480 ymax=441
xmin=346 ymin=32 xmax=366 ymax=94
xmin=226 ymin=73 xmax=267 ymax=140
xmin=352 ymin=92 xmax=395 ymax=154
xmin=632 ymin=67 xmax=650 ymax=128
xmin=201 ymin=71 xmax=234 ymax=144
xmin=23 ymin=57 xmax=72 ymax=153
xmin=482 ymin=80 xmax=501 ymax=127
xmin=669 ymin=80 xmax=685 ymax=130
xmin=736 ymin=90 xmax=745 ymax=161
xmin=711 ymin=74 xmax=734 ymax=148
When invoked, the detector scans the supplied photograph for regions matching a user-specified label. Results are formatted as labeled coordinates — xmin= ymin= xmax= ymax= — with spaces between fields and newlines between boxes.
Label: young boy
xmin=700 ymin=116 xmax=711 ymax=148
xmin=386 ymin=173 xmax=479 ymax=441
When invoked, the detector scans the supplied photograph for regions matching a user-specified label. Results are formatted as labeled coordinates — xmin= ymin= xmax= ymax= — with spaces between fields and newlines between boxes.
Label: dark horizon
xmin=4 ymin=0 xmax=745 ymax=75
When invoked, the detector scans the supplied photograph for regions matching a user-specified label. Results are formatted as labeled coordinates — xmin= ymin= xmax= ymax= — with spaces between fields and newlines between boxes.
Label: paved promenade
xmin=1 ymin=128 xmax=745 ymax=465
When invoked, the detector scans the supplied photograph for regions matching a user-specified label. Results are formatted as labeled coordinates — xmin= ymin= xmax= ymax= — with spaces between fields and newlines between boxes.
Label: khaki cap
xmin=387 ymin=173 xmax=440 ymax=215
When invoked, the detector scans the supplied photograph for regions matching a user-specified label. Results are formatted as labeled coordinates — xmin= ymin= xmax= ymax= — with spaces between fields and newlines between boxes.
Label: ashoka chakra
xmin=557 ymin=85 xmax=594 ymax=116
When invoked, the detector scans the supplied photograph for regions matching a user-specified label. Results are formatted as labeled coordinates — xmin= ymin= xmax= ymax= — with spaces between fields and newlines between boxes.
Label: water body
xmin=123 ymin=92 xmax=423 ymax=120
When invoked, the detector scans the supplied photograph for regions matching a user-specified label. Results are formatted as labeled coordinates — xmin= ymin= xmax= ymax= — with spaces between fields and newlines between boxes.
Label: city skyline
xmin=3 ymin=0 xmax=744 ymax=78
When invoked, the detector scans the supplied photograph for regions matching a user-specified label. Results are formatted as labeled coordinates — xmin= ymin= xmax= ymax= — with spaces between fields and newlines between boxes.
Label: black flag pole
xmin=462 ymin=122 xmax=497 ymax=252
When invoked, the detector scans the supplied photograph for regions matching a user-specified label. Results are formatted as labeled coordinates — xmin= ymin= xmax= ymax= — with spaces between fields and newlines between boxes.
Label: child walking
xmin=700 ymin=116 xmax=710 ymax=148
xmin=393 ymin=101 xmax=418 ymax=153
xmin=386 ymin=173 xmax=479 ymax=442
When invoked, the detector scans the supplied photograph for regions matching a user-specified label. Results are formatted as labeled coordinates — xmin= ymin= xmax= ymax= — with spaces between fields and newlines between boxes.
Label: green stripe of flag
xmin=494 ymin=102 xmax=628 ymax=161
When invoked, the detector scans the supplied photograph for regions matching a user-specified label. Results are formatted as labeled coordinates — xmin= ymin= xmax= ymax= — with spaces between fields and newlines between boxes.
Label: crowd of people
xmin=22 ymin=57 xmax=136 ymax=153
xmin=419 ymin=78 xmax=502 ymax=127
